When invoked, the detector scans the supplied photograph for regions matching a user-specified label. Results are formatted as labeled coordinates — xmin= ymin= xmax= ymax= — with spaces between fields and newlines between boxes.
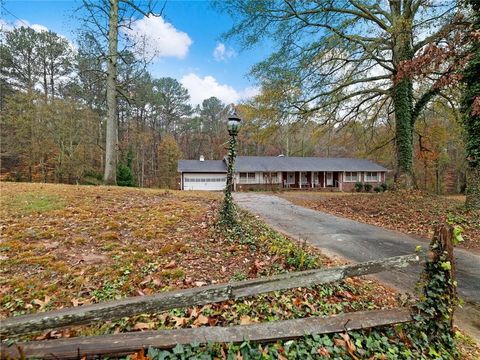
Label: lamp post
xmin=221 ymin=107 xmax=241 ymax=225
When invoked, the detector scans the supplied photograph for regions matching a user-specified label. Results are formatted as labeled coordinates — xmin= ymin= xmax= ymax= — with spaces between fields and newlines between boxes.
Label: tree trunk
xmin=465 ymin=166 xmax=480 ymax=209
xmin=392 ymin=77 xmax=414 ymax=188
xmin=50 ymin=62 xmax=55 ymax=100
xmin=103 ymin=0 xmax=119 ymax=185
xmin=43 ymin=65 xmax=48 ymax=101
xmin=391 ymin=12 xmax=415 ymax=188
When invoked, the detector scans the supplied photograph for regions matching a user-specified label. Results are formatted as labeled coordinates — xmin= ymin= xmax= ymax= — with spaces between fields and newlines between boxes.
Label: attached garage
xmin=183 ymin=173 xmax=227 ymax=191
xmin=178 ymin=159 xmax=227 ymax=191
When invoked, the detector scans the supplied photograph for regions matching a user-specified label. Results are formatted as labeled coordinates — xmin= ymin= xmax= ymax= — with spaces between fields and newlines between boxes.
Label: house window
xmin=263 ymin=172 xmax=278 ymax=184
xmin=300 ymin=172 xmax=308 ymax=184
xmin=239 ymin=172 xmax=256 ymax=183
xmin=344 ymin=172 xmax=359 ymax=182
xmin=365 ymin=172 xmax=379 ymax=182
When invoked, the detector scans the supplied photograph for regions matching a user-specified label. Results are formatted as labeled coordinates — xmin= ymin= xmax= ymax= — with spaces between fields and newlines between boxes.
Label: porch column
xmin=299 ymin=172 xmax=302 ymax=189
xmin=311 ymin=171 xmax=314 ymax=188
xmin=323 ymin=171 xmax=326 ymax=188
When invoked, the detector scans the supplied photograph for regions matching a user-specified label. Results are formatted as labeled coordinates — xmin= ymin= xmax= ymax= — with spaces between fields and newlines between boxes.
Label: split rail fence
xmin=0 ymin=253 xmax=422 ymax=359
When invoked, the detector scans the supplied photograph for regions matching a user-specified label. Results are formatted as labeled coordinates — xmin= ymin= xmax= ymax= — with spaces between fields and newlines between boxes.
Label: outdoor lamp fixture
xmin=227 ymin=111 xmax=241 ymax=136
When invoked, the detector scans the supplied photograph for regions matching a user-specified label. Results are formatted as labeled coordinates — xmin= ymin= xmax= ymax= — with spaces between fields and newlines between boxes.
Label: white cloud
xmin=213 ymin=42 xmax=236 ymax=61
xmin=180 ymin=73 xmax=259 ymax=105
xmin=0 ymin=19 xmax=14 ymax=33
xmin=239 ymin=86 xmax=260 ymax=99
xmin=0 ymin=18 xmax=49 ymax=34
xmin=125 ymin=16 xmax=192 ymax=59
xmin=16 ymin=19 xmax=49 ymax=33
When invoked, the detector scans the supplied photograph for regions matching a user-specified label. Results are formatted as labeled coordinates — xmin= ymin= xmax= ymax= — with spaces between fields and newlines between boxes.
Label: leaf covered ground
xmin=1 ymin=182 xmax=478 ymax=359
xmin=0 ymin=183 xmax=395 ymax=323
xmin=278 ymin=190 xmax=480 ymax=250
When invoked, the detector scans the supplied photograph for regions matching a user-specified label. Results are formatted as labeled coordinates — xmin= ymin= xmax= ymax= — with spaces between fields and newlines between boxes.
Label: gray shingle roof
xmin=178 ymin=156 xmax=388 ymax=173
xmin=178 ymin=160 xmax=227 ymax=173
xmin=234 ymin=156 xmax=388 ymax=172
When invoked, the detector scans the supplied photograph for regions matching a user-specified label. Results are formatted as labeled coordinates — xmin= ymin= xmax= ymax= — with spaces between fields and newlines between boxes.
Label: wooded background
xmin=0 ymin=0 xmax=476 ymax=194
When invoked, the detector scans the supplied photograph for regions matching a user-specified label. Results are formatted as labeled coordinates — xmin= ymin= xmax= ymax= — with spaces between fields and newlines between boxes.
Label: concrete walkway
xmin=234 ymin=193 xmax=480 ymax=340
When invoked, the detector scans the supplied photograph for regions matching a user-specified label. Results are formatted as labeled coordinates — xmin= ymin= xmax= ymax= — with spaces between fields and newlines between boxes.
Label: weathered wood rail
xmin=0 ymin=254 xmax=419 ymax=337
xmin=0 ymin=307 xmax=415 ymax=359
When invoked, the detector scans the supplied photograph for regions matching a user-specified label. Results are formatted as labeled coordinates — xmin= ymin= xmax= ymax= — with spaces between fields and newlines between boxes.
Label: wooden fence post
xmin=414 ymin=223 xmax=458 ymax=354
xmin=428 ymin=223 xmax=456 ymax=329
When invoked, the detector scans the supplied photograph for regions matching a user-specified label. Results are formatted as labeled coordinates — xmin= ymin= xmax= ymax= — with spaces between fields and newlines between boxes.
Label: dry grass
xmin=0 ymin=182 xmax=274 ymax=317
xmin=0 ymin=182 xmax=475 ymax=356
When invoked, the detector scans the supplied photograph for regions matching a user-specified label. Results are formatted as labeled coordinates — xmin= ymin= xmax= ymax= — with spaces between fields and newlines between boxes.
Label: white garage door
xmin=183 ymin=173 xmax=227 ymax=191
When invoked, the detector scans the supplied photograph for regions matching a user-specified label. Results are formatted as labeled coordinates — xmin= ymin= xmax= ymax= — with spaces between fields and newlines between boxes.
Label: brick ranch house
xmin=178 ymin=156 xmax=388 ymax=191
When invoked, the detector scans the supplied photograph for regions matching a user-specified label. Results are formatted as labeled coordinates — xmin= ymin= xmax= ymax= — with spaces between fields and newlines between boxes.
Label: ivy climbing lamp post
xmin=221 ymin=106 xmax=241 ymax=225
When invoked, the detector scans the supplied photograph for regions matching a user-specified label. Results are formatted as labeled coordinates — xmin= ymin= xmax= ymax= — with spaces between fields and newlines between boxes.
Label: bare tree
xmin=80 ymin=0 xmax=161 ymax=184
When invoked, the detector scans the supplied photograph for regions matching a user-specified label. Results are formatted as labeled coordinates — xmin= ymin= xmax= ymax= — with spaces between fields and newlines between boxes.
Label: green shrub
xmin=364 ymin=183 xmax=373 ymax=192
xmin=354 ymin=182 xmax=363 ymax=192
xmin=380 ymin=182 xmax=388 ymax=192
xmin=374 ymin=186 xmax=382 ymax=193
xmin=117 ymin=164 xmax=134 ymax=186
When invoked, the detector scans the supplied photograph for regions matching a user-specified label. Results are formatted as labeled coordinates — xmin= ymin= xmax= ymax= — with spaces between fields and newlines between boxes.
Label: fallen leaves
xmin=132 ymin=322 xmax=155 ymax=331
xmin=32 ymin=296 xmax=51 ymax=311
xmin=280 ymin=191 xmax=479 ymax=249
xmin=192 ymin=314 xmax=209 ymax=327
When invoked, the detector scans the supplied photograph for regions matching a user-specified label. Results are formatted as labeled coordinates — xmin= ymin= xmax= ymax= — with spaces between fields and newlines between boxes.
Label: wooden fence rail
xmin=0 ymin=307 xmax=415 ymax=359
xmin=0 ymin=254 xmax=419 ymax=337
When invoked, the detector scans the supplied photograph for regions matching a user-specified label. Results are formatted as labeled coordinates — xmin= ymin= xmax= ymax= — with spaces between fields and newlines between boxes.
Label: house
xmin=178 ymin=155 xmax=388 ymax=191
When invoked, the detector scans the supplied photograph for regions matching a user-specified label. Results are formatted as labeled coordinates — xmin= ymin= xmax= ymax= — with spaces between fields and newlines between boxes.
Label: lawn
xmin=278 ymin=190 xmax=480 ymax=250
xmin=0 ymin=183 xmax=478 ymax=358
xmin=0 ymin=182 xmax=394 ymax=324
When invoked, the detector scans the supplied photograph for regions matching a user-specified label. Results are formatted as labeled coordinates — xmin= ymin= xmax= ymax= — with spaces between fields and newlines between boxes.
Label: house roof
xmin=178 ymin=160 xmax=227 ymax=173
xmin=178 ymin=156 xmax=388 ymax=173
xmin=235 ymin=156 xmax=388 ymax=172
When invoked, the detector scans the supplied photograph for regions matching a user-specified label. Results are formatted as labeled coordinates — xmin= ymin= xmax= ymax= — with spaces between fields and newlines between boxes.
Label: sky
xmin=1 ymin=0 xmax=271 ymax=105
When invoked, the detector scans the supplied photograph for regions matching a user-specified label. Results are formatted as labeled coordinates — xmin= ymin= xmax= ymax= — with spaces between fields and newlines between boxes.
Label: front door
xmin=326 ymin=172 xmax=333 ymax=186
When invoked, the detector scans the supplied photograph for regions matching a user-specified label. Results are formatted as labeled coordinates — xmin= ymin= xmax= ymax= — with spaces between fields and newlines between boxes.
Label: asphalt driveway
xmin=234 ymin=192 xmax=480 ymax=339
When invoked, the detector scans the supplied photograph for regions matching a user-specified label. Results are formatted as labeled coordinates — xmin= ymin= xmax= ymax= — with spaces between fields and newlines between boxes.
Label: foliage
xmin=117 ymin=165 xmax=134 ymax=187
xmin=158 ymin=135 xmax=183 ymax=189
xmin=1 ymin=93 xmax=101 ymax=183
xmin=406 ymin=226 xmax=459 ymax=359
xmin=215 ymin=0 xmax=466 ymax=182
xmin=219 ymin=134 xmax=238 ymax=227
xmin=354 ymin=182 xmax=363 ymax=192
xmin=117 ymin=148 xmax=135 ymax=187
xmin=0 ymin=26 xmax=72 ymax=95
xmin=461 ymin=0 xmax=480 ymax=208
xmin=143 ymin=226 xmax=461 ymax=360
xmin=1 ymin=183 xmax=472 ymax=358
xmin=364 ymin=184 xmax=373 ymax=192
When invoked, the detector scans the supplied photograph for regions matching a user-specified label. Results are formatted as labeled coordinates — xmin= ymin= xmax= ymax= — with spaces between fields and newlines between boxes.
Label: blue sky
xmin=1 ymin=0 xmax=270 ymax=105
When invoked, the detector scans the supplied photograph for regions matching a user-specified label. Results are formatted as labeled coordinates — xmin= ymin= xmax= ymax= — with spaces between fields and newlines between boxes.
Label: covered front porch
xmin=281 ymin=171 xmax=342 ymax=190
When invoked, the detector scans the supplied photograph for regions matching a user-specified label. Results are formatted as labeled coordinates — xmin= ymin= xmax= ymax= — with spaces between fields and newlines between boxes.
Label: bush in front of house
xmin=374 ymin=186 xmax=382 ymax=193
xmin=364 ymin=183 xmax=373 ymax=192
xmin=354 ymin=182 xmax=363 ymax=192
xmin=380 ymin=183 xmax=388 ymax=192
